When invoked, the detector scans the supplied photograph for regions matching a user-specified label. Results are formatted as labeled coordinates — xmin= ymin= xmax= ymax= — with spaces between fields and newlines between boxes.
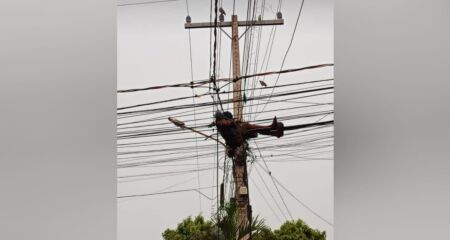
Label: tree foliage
xmin=213 ymin=202 xmax=268 ymax=240
xmin=274 ymin=220 xmax=326 ymax=240
xmin=162 ymin=211 xmax=326 ymax=240
xmin=252 ymin=227 xmax=277 ymax=240
xmin=162 ymin=215 xmax=220 ymax=240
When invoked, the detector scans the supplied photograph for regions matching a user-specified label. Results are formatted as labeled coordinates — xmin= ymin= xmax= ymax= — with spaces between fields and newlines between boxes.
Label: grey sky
xmin=118 ymin=0 xmax=333 ymax=239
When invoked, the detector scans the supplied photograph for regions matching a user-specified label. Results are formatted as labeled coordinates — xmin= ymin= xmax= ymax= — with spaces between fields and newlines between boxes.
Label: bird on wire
xmin=259 ymin=80 xmax=268 ymax=87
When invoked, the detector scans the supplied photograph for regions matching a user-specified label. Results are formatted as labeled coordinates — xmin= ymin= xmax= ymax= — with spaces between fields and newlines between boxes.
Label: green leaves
xmin=162 ymin=215 xmax=219 ymax=240
xmin=213 ymin=202 xmax=268 ymax=240
xmin=274 ymin=220 xmax=326 ymax=240
xmin=162 ymin=210 xmax=326 ymax=240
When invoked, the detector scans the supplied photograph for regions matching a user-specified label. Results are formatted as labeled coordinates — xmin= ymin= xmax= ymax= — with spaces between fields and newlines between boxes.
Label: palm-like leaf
xmin=214 ymin=202 xmax=268 ymax=240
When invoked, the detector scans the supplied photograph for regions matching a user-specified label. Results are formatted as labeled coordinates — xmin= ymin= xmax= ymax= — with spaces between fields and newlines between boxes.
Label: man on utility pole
xmin=185 ymin=11 xmax=284 ymax=239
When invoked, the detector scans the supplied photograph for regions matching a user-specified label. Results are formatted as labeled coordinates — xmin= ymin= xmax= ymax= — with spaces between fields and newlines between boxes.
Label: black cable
xmin=116 ymin=64 xmax=333 ymax=93
xmin=256 ymin=0 xmax=308 ymax=118
xmin=117 ymin=78 xmax=333 ymax=111
xmin=255 ymin=161 xmax=334 ymax=226
xmin=117 ymin=186 xmax=216 ymax=199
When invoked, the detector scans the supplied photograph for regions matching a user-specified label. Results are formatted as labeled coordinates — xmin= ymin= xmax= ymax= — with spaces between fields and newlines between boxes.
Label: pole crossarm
xmin=185 ymin=19 xmax=284 ymax=29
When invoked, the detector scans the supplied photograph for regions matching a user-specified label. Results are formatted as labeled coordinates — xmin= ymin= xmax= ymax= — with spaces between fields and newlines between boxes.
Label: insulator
xmin=276 ymin=11 xmax=282 ymax=19
xmin=186 ymin=15 xmax=191 ymax=23
xmin=219 ymin=13 xmax=224 ymax=22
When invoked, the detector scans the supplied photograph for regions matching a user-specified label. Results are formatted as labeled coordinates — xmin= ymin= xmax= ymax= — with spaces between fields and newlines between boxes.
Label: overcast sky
xmin=117 ymin=0 xmax=334 ymax=239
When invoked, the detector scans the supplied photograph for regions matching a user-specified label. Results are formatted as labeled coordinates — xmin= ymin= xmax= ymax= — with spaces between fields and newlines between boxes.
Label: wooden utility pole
xmin=230 ymin=14 xmax=248 ymax=237
xmin=231 ymin=15 xmax=243 ymax=122
xmin=185 ymin=13 xmax=284 ymax=239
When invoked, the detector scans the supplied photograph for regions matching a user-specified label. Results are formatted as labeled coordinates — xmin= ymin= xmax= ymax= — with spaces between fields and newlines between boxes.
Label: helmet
xmin=223 ymin=111 xmax=233 ymax=119
xmin=215 ymin=111 xmax=233 ymax=120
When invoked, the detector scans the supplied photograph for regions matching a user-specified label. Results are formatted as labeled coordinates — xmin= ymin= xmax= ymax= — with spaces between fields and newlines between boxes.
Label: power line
xmin=250 ymin=176 xmax=283 ymax=224
xmin=117 ymin=86 xmax=333 ymax=116
xmin=184 ymin=0 xmax=203 ymax=214
xmin=116 ymin=64 xmax=333 ymax=93
xmin=255 ymin=161 xmax=334 ymax=227
xmin=117 ymin=78 xmax=332 ymax=111
xmin=255 ymin=0 xmax=308 ymax=119
xmin=117 ymin=186 xmax=216 ymax=199
xmin=210 ymin=0 xmax=224 ymax=111
xmin=253 ymin=163 xmax=289 ymax=221
xmin=253 ymin=142 xmax=294 ymax=220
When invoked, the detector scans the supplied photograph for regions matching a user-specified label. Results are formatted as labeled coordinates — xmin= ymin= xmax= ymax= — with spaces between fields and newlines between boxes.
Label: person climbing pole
xmin=212 ymin=110 xmax=284 ymax=156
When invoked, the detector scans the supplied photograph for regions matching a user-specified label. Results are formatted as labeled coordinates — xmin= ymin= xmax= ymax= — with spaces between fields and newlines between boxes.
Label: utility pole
xmin=185 ymin=12 xmax=284 ymax=239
